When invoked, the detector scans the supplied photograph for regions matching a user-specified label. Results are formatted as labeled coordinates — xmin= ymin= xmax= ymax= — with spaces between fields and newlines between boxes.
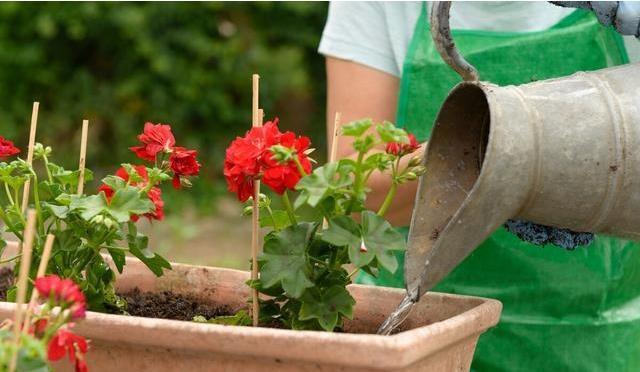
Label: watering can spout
xmin=405 ymin=63 xmax=640 ymax=300
xmin=404 ymin=2 xmax=640 ymax=301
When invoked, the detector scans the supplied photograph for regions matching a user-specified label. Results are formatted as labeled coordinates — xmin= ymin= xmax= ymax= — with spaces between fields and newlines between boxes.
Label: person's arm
xmin=326 ymin=57 xmax=424 ymax=226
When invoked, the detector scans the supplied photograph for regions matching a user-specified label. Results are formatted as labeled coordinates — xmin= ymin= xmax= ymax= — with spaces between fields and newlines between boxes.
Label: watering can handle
xmin=430 ymin=2 xmax=480 ymax=82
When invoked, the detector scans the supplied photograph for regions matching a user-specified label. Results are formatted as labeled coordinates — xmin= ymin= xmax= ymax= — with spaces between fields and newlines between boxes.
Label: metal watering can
xmin=404 ymin=2 xmax=640 ymax=303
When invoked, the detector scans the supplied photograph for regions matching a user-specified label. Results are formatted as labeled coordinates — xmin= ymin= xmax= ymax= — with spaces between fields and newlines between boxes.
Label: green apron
xmin=358 ymin=6 xmax=640 ymax=371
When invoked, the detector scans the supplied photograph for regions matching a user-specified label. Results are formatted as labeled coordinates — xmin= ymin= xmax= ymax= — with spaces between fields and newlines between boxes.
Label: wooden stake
xmin=258 ymin=109 xmax=264 ymax=126
xmin=323 ymin=112 xmax=342 ymax=228
xmin=21 ymin=102 xmax=39 ymax=213
xmin=9 ymin=209 xmax=37 ymax=372
xmin=250 ymin=74 xmax=261 ymax=327
xmin=77 ymin=120 xmax=89 ymax=195
xmin=21 ymin=234 xmax=55 ymax=331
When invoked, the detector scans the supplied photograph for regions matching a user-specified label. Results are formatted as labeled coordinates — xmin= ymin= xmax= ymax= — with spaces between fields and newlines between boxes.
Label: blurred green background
xmin=0 ymin=2 xmax=329 ymax=268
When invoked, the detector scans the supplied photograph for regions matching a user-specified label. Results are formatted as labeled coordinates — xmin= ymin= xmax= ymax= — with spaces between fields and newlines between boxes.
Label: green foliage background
xmin=0 ymin=2 xmax=328 ymax=211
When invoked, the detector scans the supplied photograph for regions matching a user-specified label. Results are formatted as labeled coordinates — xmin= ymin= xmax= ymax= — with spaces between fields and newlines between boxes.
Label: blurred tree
xmin=0 ymin=2 xmax=328 ymax=210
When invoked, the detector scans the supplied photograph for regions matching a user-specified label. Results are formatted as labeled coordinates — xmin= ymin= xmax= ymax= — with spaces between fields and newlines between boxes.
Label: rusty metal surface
xmin=406 ymin=62 xmax=640 ymax=299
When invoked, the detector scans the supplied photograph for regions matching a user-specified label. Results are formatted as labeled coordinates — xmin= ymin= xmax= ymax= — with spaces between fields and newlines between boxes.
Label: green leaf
xmin=322 ymin=211 xmax=405 ymax=273
xmin=258 ymin=223 xmax=316 ymax=298
xmin=53 ymin=229 xmax=82 ymax=252
xmin=69 ymin=193 xmax=108 ymax=221
xmin=101 ymin=175 xmax=126 ymax=191
xmin=108 ymin=186 xmax=154 ymax=223
xmin=299 ymin=286 xmax=355 ymax=331
xmin=127 ymin=230 xmax=171 ymax=276
xmin=353 ymin=134 xmax=375 ymax=153
xmin=362 ymin=152 xmax=394 ymax=172
xmin=38 ymin=181 xmax=65 ymax=201
xmin=295 ymin=163 xmax=351 ymax=208
xmin=259 ymin=210 xmax=291 ymax=230
xmin=108 ymin=248 xmax=126 ymax=273
xmin=341 ymin=119 xmax=372 ymax=137
xmin=42 ymin=202 xmax=69 ymax=219
xmin=194 ymin=310 xmax=252 ymax=326
xmin=376 ymin=121 xmax=409 ymax=144
xmin=50 ymin=163 xmax=94 ymax=187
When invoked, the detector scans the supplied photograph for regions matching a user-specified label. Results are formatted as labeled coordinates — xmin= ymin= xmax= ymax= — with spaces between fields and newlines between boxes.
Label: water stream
xmin=376 ymin=287 xmax=419 ymax=335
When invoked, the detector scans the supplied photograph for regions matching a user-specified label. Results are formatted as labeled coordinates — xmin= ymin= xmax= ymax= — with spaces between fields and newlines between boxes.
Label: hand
xmin=504 ymin=219 xmax=594 ymax=250
xmin=551 ymin=1 xmax=640 ymax=37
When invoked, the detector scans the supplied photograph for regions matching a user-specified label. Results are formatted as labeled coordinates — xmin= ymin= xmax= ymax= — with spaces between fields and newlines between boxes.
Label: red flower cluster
xmin=224 ymin=119 xmax=312 ymax=202
xmin=0 ymin=136 xmax=20 ymax=158
xmin=48 ymin=328 xmax=89 ymax=372
xmin=130 ymin=122 xmax=201 ymax=189
xmin=98 ymin=166 xmax=164 ymax=221
xmin=35 ymin=275 xmax=86 ymax=320
xmin=385 ymin=133 xmax=420 ymax=157
xmin=130 ymin=123 xmax=176 ymax=162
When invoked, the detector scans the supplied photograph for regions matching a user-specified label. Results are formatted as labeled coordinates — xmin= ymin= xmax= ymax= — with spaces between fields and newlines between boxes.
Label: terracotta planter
xmin=0 ymin=245 xmax=501 ymax=372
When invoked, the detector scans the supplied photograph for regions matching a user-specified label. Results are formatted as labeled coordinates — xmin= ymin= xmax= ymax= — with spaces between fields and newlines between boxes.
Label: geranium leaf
xmin=323 ymin=211 xmax=405 ymax=273
xmin=299 ymin=286 xmax=355 ymax=331
xmin=126 ymin=231 xmax=171 ymax=276
xmin=376 ymin=121 xmax=409 ymax=144
xmin=258 ymin=222 xmax=316 ymax=298
xmin=360 ymin=211 xmax=405 ymax=273
xmin=296 ymin=163 xmax=351 ymax=208
xmin=101 ymin=175 xmax=126 ymax=191
xmin=42 ymin=202 xmax=69 ymax=219
xmin=108 ymin=186 xmax=154 ymax=222
xmin=341 ymin=119 xmax=372 ymax=137
xmin=69 ymin=194 xmax=109 ymax=221
xmin=322 ymin=215 xmax=374 ymax=267
xmin=259 ymin=210 xmax=291 ymax=230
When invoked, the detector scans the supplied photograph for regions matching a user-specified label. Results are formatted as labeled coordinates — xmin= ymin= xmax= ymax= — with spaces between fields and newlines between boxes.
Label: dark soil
xmin=120 ymin=288 xmax=232 ymax=321
xmin=0 ymin=268 xmax=232 ymax=322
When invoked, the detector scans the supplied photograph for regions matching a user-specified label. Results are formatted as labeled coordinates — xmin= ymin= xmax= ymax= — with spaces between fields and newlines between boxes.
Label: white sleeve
xmin=318 ymin=1 xmax=400 ymax=77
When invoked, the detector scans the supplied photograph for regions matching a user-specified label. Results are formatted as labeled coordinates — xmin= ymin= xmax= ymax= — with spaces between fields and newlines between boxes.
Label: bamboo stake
xmin=250 ymin=74 xmax=261 ymax=327
xmin=9 ymin=209 xmax=37 ymax=372
xmin=77 ymin=120 xmax=89 ymax=195
xmin=323 ymin=112 xmax=342 ymax=228
xmin=21 ymin=234 xmax=55 ymax=332
xmin=329 ymin=112 xmax=342 ymax=165
xmin=21 ymin=102 xmax=39 ymax=213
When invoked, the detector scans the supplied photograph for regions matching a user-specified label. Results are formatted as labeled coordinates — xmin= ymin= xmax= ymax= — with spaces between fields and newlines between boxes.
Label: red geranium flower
xmin=48 ymin=328 xmax=89 ymax=372
xmin=0 ymin=136 xmax=20 ymax=158
xmin=169 ymin=147 xmax=201 ymax=189
xmin=98 ymin=166 xmax=164 ymax=221
xmin=385 ymin=133 xmax=420 ymax=157
xmin=262 ymin=132 xmax=312 ymax=195
xmin=130 ymin=122 xmax=176 ymax=162
xmin=35 ymin=276 xmax=86 ymax=320
xmin=223 ymin=119 xmax=283 ymax=201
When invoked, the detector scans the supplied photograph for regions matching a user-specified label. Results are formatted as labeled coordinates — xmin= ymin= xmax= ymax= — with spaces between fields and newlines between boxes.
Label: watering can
xmin=404 ymin=2 xmax=640 ymax=302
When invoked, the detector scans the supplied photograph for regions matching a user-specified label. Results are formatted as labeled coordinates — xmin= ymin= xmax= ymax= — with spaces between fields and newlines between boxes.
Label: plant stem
xmin=377 ymin=182 xmax=397 ymax=217
xmin=0 ymin=254 xmax=22 ymax=264
xmin=346 ymin=152 xmax=365 ymax=214
xmin=348 ymin=267 xmax=360 ymax=279
xmin=265 ymin=205 xmax=278 ymax=231
xmin=42 ymin=155 xmax=53 ymax=183
xmin=4 ymin=184 xmax=14 ymax=205
xmin=281 ymin=191 xmax=297 ymax=225
xmin=292 ymin=155 xmax=308 ymax=176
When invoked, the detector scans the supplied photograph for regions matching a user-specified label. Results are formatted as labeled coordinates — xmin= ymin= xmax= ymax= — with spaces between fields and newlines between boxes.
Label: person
xmin=319 ymin=2 xmax=640 ymax=371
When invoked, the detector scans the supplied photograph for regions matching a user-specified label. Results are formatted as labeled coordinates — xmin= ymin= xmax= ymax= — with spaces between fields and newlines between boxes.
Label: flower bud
xmin=404 ymin=172 xmax=418 ymax=181
xmin=408 ymin=156 xmax=422 ymax=167
xmin=90 ymin=215 xmax=104 ymax=225
xmin=412 ymin=165 xmax=427 ymax=176
xmin=242 ymin=205 xmax=254 ymax=216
